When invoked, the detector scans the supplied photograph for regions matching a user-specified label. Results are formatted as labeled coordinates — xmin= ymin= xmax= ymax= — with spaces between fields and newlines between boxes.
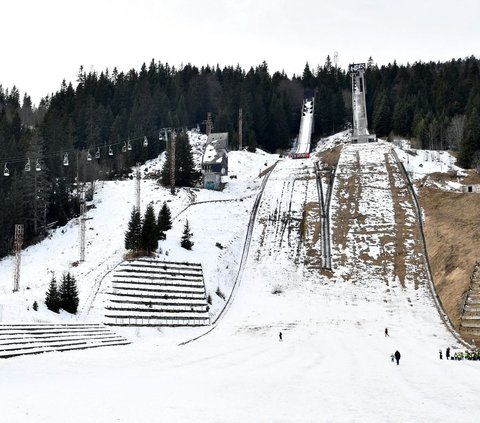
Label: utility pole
xmin=12 ymin=224 xmax=24 ymax=292
xmin=79 ymin=189 xmax=86 ymax=262
xmin=170 ymin=132 xmax=176 ymax=195
xmin=239 ymin=107 xmax=243 ymax=150
xmin=206 ymin=112 xmax=212 ymax=136
xmin=136 ymin=163 xmax=141 ymax=212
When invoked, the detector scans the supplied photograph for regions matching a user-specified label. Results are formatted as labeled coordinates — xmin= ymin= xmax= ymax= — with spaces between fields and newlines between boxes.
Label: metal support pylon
xmin=79 ymin=189 xmax=86 ymax=262
xmin=136 ymin=163 xmax=141 ymax=212
xmin=12 ymin=224 xmax=24 ymax=292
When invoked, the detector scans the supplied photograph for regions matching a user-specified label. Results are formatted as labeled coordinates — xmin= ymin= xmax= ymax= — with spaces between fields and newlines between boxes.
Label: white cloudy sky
xmin=2 ymin=0 xmax=479 ymax=104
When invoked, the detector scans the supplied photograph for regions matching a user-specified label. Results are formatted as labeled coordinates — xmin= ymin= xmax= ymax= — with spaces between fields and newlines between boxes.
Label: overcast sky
xmin=2 ymin=0 xmax=479 ymax=105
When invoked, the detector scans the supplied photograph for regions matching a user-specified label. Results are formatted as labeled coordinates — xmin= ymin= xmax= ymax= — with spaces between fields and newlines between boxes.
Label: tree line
xmin=1 ymin=55 xmax=480 ymax=257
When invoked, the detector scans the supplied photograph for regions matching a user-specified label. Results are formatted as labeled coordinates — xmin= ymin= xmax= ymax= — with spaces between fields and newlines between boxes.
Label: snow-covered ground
xmin=1 ymin=133 xmax=480 ymax=422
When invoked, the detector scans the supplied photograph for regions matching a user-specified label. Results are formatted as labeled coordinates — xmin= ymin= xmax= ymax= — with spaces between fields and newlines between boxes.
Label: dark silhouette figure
xmin=446 ymin=347 xmax=450 ymax=360
xmin=279 ymin=332 xmax=283 ymax=342
xmin=385 ymin=328 xmax=389 ymax=337
xmin=394 ymin=350 xmax=401 ymax=365
xmin=390 ymin=353 xmax=394 ymax=362
xmin=439 ymin=349 xmax=443 ymax=359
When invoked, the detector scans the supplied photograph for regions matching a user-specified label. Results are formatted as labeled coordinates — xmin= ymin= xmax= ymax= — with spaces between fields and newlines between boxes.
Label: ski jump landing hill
xmin=290 ymin=92 xmax=314 ymax=159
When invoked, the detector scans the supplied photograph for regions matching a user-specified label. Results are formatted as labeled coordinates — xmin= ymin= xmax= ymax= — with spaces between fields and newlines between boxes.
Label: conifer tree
xmin=45 ymin=276 xmax=60 ymax=313
xmin=157 ymin=201 xmax=172 ymax=240
xmin=141 ymin=204 xmax=158 ymax=254
xmin=161 ymin=132 xmax=197 ymax=188
xmin=125 ymin=207 xmax=142 ymax=251
xmin=180 ymin=219 xmax=194 ymax=250
xmin=59 ymin=272 xmax=79 ymax=314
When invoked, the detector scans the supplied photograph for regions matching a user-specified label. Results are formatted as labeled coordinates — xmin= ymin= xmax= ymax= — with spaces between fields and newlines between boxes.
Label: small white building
xmin=201 ymin=133 xmax=228 ymax=190
xmin=461 ymin=184 xmax=480 ymax=193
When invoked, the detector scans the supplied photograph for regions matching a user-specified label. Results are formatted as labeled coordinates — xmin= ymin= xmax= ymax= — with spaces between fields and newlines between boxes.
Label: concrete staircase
xmin=104 ymin=258 xmax=210 ymax=326
xmin=0 ymin=323 xmax=130 ymax=359
xmin=460 ymin=261 xmax=480 ymax=342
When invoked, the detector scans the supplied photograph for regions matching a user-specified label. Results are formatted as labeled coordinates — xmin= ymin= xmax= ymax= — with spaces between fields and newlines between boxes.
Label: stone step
xmin=0 ymin=339 xmax=130 ymax=359
xmin=461 ymin=314 xmax=480 ymax=321
xmin=460 ymin=322 xmax=480 ymax=329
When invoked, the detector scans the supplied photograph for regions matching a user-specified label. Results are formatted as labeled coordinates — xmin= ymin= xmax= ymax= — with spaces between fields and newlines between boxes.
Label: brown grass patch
xmin=419 ymin=186 xmax=480 ymax=328
xmin=316 ymin=145 xmax=343 ymax=167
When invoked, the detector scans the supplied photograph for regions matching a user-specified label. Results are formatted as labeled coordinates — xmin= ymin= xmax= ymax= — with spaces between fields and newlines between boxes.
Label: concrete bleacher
xmin=104 ymin=258 xmax=210 ymax=326
xmin=460 ymin=262 xmax=480 ymax=341
xmin=0 ymin=323 xmax=130 ymax=359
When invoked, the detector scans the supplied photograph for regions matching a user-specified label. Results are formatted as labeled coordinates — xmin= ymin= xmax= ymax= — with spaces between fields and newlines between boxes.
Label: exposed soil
xmin=419 ymin=186 xmax=480 ymax=329
xmin=316 ymin=145 xmax=343 ymax=167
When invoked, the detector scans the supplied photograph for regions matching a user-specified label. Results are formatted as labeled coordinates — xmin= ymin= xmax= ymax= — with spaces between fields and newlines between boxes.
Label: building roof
xmin=202 ymin=133 xmax=228 ymax=166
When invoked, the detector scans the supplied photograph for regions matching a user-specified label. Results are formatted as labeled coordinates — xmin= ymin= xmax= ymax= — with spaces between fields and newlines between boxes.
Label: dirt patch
xmin=304 ymin=201 xmax=322 ymax=270
xmin=419 ymin=186 xmax=480 ymax=328
xmin=463 ymin=171 xmax=480 ymax=185
xmin=316 ymin=145 xmax=343 ymax=167
xmin=331 ymin=152 xmax=362 ymax=271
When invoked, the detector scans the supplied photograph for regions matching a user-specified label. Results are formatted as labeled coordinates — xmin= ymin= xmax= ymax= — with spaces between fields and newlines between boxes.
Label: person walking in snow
xmin=279 ymin=332 xmax=283 ymax=342
xmin=446 ymin=347 xmax=450 ymax=360
xmin=390 ymin=353 xmax=394 ymax=362
xmin=385 ymin=328 xmax=389 ymax=337
xmin=394 ymin=350 xmax=401 ymax=365
xmin=439 ymin=349 xmax=443 ymax=359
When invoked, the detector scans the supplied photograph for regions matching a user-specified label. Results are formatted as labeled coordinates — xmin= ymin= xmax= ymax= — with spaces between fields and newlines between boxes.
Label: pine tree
xmin=180 ymin=219 xmax=194 ymax=250
xmin=458 ymin=106 xmax=480 ymax=168
xmin=141 ymin=204 xmax=158 ymax=254
xmin=157 ymin=201 xmax=172 ymax=240
xmin=161 ymin=132 xmax=197 ymax=188
xmin=45 ymin=276 xmax=60 ymax=313
xmin=125 ymin=207 xmax=142 ymax=251
xmin=59 ymin=272 xmax=79 ymax=314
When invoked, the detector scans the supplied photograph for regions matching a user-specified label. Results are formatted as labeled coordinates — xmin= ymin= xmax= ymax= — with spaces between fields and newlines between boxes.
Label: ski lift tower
xmin=12 ymin=224 xmax=24 ymax=292
xmin=349 ymin=63 xmax=376 ymax=143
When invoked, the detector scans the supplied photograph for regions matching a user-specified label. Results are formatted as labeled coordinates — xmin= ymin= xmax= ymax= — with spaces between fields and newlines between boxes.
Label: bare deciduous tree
xmin=446 ymin=115 xmax=466 ymax=151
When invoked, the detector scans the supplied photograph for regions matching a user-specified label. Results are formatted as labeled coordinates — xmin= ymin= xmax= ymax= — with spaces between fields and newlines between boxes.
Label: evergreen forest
xmin=1 ymin=55 xmax=480 ymax=258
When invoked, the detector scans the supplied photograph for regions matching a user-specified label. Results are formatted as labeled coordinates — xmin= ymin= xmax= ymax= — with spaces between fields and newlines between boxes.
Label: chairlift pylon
xmin=3 ymin=163 xmax=9 ymax=177
xmin=25 ymin=159 xmax=31 ymax=172
xmin=63 ymin=152 xmax=69 ymax=166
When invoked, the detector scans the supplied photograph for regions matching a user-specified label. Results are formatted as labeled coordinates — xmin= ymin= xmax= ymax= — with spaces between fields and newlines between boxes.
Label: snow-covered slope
xmin=1 ymin=133 xmax=480 ymax=423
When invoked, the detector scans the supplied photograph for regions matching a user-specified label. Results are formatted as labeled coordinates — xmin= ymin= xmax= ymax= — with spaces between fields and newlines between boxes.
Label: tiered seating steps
xmin=0 ymin=323 xmax=130 ymax=359
xmin=104 ymin=258 xmax=210 ymax=326
xmin=460 ymin=262 xmax=480 ymax=340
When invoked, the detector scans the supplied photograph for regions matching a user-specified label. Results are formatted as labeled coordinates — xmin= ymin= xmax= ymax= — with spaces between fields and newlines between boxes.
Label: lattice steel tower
xmin=349 ymin=63 xmax=376 ymax=143
xmin=135 ymin=163 xmax=141 ymax=212
xmin=79 ymin=189 xmax=86 ymax=262
xmin=12 ymin=224 xmax=24 ymax=292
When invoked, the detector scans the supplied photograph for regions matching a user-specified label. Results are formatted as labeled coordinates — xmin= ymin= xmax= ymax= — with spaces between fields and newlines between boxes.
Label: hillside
xmin=1 ymin=133 xmax=480 ymax=422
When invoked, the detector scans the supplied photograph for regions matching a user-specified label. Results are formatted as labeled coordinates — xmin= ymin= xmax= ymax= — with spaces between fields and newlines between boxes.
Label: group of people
xmin=441 ymin=348 xmax=480 ymax=361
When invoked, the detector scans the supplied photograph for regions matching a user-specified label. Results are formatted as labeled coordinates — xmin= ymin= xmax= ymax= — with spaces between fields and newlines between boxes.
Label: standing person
xmin=394 ymin=350 xmax=401 ymax=365
xmin=446 ymin=347 xmax=450 ymax=360
xmin=390 ymin=353 xmax=394 ymax=362
xmin=279 ymin=331 xmax=283 ymax=342
xmin=385 ymin=328 xmax=389 ymax=337
xmin=439 ymin=349 xmax=443 ymax=359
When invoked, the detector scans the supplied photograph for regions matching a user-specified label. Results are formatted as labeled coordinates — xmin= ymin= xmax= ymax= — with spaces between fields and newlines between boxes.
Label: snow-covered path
xmin=2 ymin=154 xmax=480 ymax=422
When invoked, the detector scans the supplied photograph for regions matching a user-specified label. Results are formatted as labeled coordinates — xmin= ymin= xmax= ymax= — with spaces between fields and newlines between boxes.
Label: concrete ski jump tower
xmin=349 ymin=63 xmax=376 ymax=143
xmin=290 ymin=90 xmax=314 ymax=158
